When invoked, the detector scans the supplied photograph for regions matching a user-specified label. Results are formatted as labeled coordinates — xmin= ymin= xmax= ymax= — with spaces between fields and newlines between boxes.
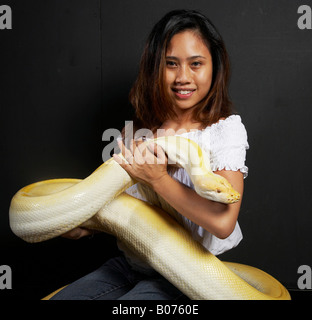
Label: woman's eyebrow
xmin=166 ymin=55 xmax=207 ymax=60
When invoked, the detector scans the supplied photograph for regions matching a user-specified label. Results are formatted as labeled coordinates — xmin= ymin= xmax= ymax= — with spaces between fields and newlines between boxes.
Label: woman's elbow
xmin=211 ymin=201 xmax=241 ymax=239
xmin=213 ymin=219 xmax=236 ymax=239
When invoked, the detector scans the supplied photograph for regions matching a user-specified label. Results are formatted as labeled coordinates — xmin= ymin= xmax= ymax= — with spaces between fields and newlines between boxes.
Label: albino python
xmin=9 ymin=136 xmax=291 ymax=300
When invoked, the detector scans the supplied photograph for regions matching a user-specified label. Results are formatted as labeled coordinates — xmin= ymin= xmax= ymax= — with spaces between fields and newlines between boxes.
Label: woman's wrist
xmin=150 ymin=173 xmax=171 ymax=194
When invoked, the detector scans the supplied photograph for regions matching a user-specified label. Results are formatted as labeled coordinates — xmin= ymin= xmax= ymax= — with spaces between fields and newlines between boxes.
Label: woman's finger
xmin=147 ymin=143 xmax=167 ymax=164
xmin=129 ymin=139 xmax=135 ymax=155
xmin=135 ymin=141 xmax=155 ymax=164
xmin=117 ymin=139 xmax=133 ymax=164
xmin=113 ymin=154 xmax=134 ymax=177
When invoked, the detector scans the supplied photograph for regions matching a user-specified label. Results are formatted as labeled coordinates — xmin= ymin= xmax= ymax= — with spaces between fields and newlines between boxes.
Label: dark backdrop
xmin=1 ymin=0 xmax=312 ymax=299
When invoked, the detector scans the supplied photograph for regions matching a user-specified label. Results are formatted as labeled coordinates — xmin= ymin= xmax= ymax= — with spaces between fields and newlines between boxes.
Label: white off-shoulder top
xmin=118 ymin=115 xmax=249 ymax=272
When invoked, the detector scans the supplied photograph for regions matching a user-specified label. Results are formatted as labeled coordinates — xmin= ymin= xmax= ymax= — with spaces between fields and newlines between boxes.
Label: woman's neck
xmin=156 ymin=118 xmax=204 ymax=137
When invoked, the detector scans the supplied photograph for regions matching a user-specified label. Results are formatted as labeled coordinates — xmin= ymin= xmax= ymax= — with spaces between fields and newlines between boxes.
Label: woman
xmin=53 ymin=9 xmax=249 ymax=300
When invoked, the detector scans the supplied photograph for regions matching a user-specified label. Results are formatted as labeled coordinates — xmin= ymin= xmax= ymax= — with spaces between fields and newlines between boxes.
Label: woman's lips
xmin=172 ymin=88 xmax=196 ymax=99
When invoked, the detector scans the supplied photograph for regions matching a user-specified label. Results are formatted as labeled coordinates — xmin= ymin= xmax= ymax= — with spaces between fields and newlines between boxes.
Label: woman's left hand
xmin=113 ymin=139 xmax=168 ymax=188
xmin=61 ymin=227 xmax=95 ymax=239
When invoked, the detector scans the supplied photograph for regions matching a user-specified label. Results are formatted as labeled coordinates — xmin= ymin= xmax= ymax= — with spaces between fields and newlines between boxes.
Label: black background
xmin=1 ymin=0 xmax=312 ymax=300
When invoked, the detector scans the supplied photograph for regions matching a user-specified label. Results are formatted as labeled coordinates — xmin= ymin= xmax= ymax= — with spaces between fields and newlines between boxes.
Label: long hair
xmin=129 ymin=9 xmax=233 ymax=133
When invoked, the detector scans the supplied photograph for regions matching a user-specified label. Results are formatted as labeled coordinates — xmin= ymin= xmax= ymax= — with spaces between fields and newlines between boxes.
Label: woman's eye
xmin=191 ymin=61 xmax=202 ymax=67
xmin=166 ymin=61 xmax=177 ymax=67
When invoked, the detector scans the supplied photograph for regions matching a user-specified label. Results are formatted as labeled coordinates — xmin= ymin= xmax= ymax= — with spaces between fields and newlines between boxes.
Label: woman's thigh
xmin=118 ymin=277 xmax=187 ymax=300
xmin=50 ymin=256 xmax=143 ymax=300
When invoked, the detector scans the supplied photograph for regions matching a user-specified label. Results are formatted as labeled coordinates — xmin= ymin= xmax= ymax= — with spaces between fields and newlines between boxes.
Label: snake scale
xmin=9 ymin=136 xmax=291 ymax=299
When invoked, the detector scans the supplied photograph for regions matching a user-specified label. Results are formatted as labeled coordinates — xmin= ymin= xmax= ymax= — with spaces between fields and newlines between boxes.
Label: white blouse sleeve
xmin=209 ymin=115 xmax=249 ymax=178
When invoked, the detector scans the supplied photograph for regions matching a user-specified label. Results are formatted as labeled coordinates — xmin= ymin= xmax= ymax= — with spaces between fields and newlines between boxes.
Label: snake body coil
xmin=9 ymin=136 xmax=291 ymax=300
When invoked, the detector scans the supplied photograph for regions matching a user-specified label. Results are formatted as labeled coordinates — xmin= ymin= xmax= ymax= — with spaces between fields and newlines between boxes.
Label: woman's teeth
xmin=176 ymin=90 xmax=194 ymax=95
xmin=172 ymin=88 xmax=195 ymax=98
xmin=178 ymin=90 xmax=192 ymax=95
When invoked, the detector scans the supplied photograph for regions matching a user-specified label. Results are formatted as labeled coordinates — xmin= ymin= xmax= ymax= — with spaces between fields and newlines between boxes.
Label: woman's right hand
xmin=113 ymin=139 xmax=168 ymax=189
xmin=61 ymin=227 xmax=94 ymax=240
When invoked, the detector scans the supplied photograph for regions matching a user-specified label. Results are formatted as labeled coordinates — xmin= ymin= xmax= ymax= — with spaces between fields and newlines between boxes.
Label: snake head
xmin=194 ymin=174 xmax=240 ymax=204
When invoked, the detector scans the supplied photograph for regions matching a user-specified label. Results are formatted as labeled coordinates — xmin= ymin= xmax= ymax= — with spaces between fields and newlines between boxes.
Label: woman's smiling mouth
xmin=172 ymin=88 xmax=196 ymax=99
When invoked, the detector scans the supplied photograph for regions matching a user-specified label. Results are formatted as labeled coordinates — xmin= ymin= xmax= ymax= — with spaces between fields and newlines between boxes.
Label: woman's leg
xmin=118 ymin=275 xmax=188 ymax=300
xmin=50 ymin=256 xmax=144 ymax=300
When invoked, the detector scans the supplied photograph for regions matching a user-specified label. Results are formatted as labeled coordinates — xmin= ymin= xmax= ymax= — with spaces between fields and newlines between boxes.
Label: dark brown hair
xmin=129 ymin=9 xmax=233 ymax=133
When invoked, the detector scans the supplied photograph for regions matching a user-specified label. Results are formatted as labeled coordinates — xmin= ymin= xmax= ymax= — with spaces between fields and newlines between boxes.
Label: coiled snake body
xmin=9 ymin=136 xmax=290 ymax=300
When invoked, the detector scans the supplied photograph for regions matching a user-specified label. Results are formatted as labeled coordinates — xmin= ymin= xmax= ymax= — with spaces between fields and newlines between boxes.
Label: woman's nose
xmin=175 ymin=65 xmax=191 ymax=84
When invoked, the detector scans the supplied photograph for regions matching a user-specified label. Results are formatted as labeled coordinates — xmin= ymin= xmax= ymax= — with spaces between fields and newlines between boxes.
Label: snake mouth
xmin=194 ymin=175 xmax=240 ymax=204
xmin=199 ymin=189 xmax=240 ymax=204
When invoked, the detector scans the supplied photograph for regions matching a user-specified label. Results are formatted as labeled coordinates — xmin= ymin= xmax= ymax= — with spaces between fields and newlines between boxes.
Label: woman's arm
xmin=114 ymin=140 xmax=244 ymax=239
xmin=151 ymin=170 xmax=244 ymax=239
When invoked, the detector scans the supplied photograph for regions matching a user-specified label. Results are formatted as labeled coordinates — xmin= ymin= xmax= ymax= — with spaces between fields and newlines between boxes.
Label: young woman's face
xmin=164 ymin=30 xmax=213 ymax=116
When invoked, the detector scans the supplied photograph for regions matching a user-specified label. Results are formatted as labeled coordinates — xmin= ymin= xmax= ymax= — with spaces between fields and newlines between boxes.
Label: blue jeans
xmin=50 ymin=256 xmax=188 ymax=300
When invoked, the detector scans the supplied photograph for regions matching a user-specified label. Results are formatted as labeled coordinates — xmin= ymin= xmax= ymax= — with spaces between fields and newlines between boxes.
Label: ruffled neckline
xmin=176 ymin=114 xmax=241 ymax=137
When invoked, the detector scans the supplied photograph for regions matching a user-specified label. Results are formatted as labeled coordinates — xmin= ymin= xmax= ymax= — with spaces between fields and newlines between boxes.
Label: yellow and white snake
xmin=9 ymin=136 xmax=291 ymax=300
